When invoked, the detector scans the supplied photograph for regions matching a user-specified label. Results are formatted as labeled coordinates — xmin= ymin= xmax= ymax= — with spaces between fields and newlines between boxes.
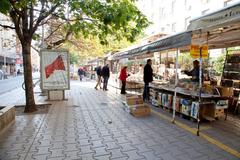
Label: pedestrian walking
xmin=95 ymin=66 xmax=102 ymax=90
xmin=143 ymin=59 xmax=153 ymax=101
xmin=101 ymin=64 xmax=110 ymax=91
xmin=119 ymin=66 xmax=128 ymax=94
xmin=78 ymin=67 xmax=84 ymax=81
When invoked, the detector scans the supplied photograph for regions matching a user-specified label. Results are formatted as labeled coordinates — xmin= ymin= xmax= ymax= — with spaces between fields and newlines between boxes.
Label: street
xmin=0 ymin=72 xmax=40 ymax=106
xmin=0 ymin=75 xmax=24 ymax=95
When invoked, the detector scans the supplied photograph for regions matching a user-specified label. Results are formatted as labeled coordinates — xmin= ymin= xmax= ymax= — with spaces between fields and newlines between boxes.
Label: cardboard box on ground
xmin=125 ymin=94 xmax=151 ymax=117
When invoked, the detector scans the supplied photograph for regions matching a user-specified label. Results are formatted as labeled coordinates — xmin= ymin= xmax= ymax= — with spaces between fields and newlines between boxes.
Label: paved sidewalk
xmin=0 ymin=81 xmax=239 ymax=160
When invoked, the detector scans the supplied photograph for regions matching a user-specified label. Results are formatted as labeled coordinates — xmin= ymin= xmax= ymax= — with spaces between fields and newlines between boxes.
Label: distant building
xmin=136 ymin=0 xmax=240 ymax=35
xmin=0 ymin=13 xmax=16 ymax=75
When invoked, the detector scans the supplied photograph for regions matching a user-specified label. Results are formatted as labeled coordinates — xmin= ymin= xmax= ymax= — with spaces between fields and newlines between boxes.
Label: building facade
xmin=0 ymin=13 xmax=17 ymax=75
xmin=136 ymin=0 xmax=240 ymax=35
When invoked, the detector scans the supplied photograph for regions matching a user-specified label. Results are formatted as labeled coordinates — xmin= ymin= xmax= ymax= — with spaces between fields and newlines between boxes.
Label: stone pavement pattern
xmin=0 ymin=81 xmax=239 ymax=160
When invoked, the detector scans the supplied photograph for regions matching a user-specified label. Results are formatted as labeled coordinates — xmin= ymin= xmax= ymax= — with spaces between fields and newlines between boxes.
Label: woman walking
xmin=119 ymin=66 xmax=128 ymax=94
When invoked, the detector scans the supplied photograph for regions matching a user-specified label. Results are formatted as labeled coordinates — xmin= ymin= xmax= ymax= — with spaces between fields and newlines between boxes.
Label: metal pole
xmin=172 ymin=49 xmax=179 ymax=123
xmin=197 ymin=47 xmax=202 ymax=136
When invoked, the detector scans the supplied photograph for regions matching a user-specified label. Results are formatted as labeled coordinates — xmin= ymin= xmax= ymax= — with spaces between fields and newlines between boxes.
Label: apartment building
xmin=136 ymin=0 xmax=240 ymax=35
xmin=0 ymin=13 xmax=17 ymax=75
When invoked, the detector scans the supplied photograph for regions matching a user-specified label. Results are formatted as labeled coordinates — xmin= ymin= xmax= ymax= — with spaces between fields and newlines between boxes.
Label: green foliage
xmin=69 ymin=52 xmax=79 ymax=64
xmin=213 ymin=53 xmax=226 ymax=76
xmin=0 ymin=0 xmax=11 ymax=14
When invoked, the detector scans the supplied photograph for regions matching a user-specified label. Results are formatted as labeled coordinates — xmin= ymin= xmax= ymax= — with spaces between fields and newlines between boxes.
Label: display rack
xmin=221 ymin=49 xmax=240 ymax=114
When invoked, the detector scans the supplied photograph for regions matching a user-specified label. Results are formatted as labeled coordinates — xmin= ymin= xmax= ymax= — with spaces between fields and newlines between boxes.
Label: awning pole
xmin=197 ymin=47 xmax=203 ymax=136
xmin=172 ymin=48 xmax=179 ymax=123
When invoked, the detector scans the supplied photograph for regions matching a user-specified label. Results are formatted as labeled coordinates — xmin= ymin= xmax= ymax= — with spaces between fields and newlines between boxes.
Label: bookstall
xmin=110 ymin=2 xmax=240 ymax=135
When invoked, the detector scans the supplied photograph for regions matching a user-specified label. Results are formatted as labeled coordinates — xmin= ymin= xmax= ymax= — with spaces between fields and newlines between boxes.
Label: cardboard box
xmin=130 ymin=104 xmax=151 ymax=117
xmin=219 ymin=87 xmax=233 ymax=97
xmin=126 ymin=98 xmax=144 ymax=106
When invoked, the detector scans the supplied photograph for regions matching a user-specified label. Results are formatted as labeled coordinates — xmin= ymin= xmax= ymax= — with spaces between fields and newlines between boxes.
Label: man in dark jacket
xmin=101 ymin=64 xmax=110 ymax=91
xmin=143 ymin=59 xmax=153 ymax=101
xmin=95 ymin=66 xmax=102 ymax=90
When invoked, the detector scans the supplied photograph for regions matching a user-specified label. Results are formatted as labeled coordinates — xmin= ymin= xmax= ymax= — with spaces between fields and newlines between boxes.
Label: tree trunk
xmin=22 ymin=42 xmax=37 ymax=113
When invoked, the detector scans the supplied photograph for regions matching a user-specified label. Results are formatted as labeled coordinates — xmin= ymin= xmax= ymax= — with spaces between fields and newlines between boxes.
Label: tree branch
xmin=51 ymin=30 xmax=72 ymax=46
xmin=29 ymin=2 xmax=34 ymax=31
xmin=9 ymin=10 xmax=23 ymax=43
xmin=31 ymin=45 xmax=39 ymax=53
xmin=44 ymin=22 xmax=65 ymax=40
xmin=31 ymin=2 xmax=61 ymax=36
xmin=0 ymin=24 xmax=15 ymax=29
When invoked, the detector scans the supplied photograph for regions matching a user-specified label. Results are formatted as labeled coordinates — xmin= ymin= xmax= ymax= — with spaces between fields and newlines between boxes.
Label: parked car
xmin=0 ymin=69 xmax=3 ymax=80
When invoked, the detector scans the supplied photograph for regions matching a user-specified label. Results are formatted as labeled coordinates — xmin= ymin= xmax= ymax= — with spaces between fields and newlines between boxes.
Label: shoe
xmin=105 ymin=89 xmax=108 ymax=91
xmin=95 ymin=87 xmax=98 ymax=90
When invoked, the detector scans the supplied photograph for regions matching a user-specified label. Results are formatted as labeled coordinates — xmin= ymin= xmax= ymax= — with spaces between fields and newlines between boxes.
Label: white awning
xmin=187 ymin=2 xmax=240 ymax=31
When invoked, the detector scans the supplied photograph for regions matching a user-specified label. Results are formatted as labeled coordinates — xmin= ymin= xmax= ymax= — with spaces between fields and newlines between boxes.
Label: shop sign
xmin=190 ymin=45 xmax=208 ymax=58
xmin=40 ymin=49 xmax=70 ymax=90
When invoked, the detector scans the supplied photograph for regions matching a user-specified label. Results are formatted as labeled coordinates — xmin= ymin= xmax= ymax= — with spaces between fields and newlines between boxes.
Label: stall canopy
xmin=112 ymin=31 xmax=192 ymax=60
xmin=188 ymin=2 xmax=240 ymax=49
xmin=146 ymin=31 xmax=192 ymax=52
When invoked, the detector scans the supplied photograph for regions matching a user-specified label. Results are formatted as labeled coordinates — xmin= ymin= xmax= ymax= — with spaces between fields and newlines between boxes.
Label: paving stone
xmin=111 ymin=157 xmax=128 ymax=160
xmin=50 ymin=142 xmax=65 ymax=149
xmin=123 ymin=150 xmax=145 ymax=160
xmin=78 ymin=134 xmax=89 ymax=140
xmin=33 ymin=154 xmax=50 ymax=160
xmin=79 ymin=153 xmax=94 ymax=160
xmin=38 ymin=140 xmax=51 ymax=147
xmin=93 ymin=146 xmax=110 ymax=157
xmin=48 ymin=149 xmax=65 ymax=158
xmin=133 ymin=143 xmax=152 ymax=153
xmin=94 ymin=155 xmax=111 ymax=160
xmin=116 ymin=137 xmax=129 ymax=144
xmin=90 ymin=134 xmax=102 ymax=141
xmin=47 ymin=156 xmax=65 ymax=160
xmin=139 ymin=151 xmax=161 ymax=160
xmin=102 ymin=135 xmax=115 ymax=142
xmin=129 ymin=137 xmax=143 ymax=146
xmin=79 ymin=145 xmax=94 ymax=154
xmin=91 ymin=140 xmax=105 ymax=148
xmin=64 ymin=143 xmax=79 ymax=152
xmin=78 ymin=139 xmax=90 ymax=146
xmin=109 ymin=148 xmax=127 ymax=159
xmin=119 ymin=143 xmax=136 ymax=152
xmin=65 ymin=138 xmax=77 ymax=144
xmin=105 ymin=141 xmax=120 ymax=150
xmin=159 ymin=152 xmax=176 ymax=160
xmin=35 ymin=146 xmax=51 ymax=155
xmin=64 ymin=150 xmax=81 ymax=159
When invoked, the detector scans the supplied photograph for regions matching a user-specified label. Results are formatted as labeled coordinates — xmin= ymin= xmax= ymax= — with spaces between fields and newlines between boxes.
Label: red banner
xmin=45 ymin=55 xmax=65 ymax=78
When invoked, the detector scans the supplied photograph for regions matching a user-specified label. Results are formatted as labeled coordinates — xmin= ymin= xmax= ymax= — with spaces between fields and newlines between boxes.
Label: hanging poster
xmin=40 ymin=49 xmax=70 ymax=90
xmin=190 ymin=45 xmax=209 ymax=59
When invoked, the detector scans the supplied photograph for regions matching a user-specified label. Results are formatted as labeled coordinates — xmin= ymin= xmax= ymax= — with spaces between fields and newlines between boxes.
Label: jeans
xmin=121 ymin=81 xmax=126 ymax=94
xmin=103 ymin=76 xmax=109 ymax=90
xmin=143 ymin=83 xmax=149 ymax=101
xmin=95 ymin=75 xmax=101 ymax=89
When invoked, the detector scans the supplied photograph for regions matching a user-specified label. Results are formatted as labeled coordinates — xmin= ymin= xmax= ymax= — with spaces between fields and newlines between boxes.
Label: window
xmin=172 ymin=0 xmax=176 ymax=13
xmin=202 ymin=9 xmax=209 ymax=15
xmin=184 ymin=0 xmax=191 ymax=11
xmin=185 ymin=17 xmax=191 ymax=30
xmin=172 ymin=23 xmax=176 ymax=32
xmin=224 ymin=0 xmax=234 ymax=7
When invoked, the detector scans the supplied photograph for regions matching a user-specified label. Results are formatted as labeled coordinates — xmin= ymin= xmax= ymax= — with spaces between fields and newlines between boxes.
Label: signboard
xmin=190 ymin=45 xmax=208 ymax=59
xmin=40 ymin=49 xmax=70 ymax=90
xmin=187 ymin=3 xmax=240 ymax=31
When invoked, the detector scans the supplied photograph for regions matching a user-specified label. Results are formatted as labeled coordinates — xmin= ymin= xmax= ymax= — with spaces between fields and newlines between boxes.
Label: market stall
xmin=111 ymin=2 xmax=240 ymax=135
